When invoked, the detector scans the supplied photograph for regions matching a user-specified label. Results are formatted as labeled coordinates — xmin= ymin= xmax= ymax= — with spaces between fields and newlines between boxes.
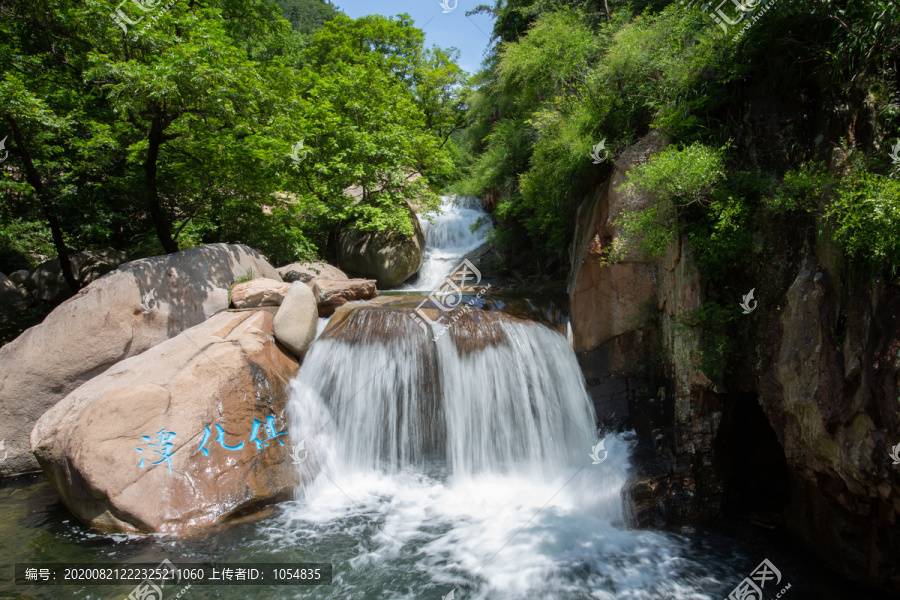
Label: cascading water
xmin=279 ymin=300 xmax=720 ymax=599
xmin=404 ymin=196 xmax=491 ymax=290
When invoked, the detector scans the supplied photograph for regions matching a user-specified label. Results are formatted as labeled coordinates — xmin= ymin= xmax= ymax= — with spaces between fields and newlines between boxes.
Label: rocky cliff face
xmin=568 ymin=134 xmax=900 ymax=591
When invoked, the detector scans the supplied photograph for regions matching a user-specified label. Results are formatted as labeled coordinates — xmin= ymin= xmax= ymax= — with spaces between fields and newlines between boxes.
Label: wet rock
xmin=0 ymin=243 xmax=280 ymax=477
xmin=31 ymin=310 xmax=310 ymax=534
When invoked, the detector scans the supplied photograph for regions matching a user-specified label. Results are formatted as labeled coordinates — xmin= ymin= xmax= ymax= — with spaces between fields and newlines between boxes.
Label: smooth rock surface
xmin=568 ymin=131 xmax=668 ymax=353
xmin=312 ymin=278 xmax=377 ymax=317
xmin=273 ymin=281 xmax=318 ymax=358
xmin=277 ymin=262 xmax=347 ymax=285
xmin=31 ymin=310 xmax=311 ymax=533
xmin=0 ymin=243 xmax=280 ymax=476
xmin=338 ymin=203 xmax=425 ymax=288
xmin=230 ymin=278 xmax=290 ymax=308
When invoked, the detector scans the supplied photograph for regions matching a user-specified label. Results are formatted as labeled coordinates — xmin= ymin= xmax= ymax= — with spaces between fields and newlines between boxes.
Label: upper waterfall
xmin=403 ymin=196 xmax=492 ymax=290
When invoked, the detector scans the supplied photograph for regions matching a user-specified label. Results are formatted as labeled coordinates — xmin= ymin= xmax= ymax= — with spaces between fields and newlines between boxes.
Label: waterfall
xmin=404 ymin=196 xmax=491 ymax=290
xmin=288 ymin=300 xmax=629 ymax=517
xmin=282 ymin=300 xmax=664 ymax=599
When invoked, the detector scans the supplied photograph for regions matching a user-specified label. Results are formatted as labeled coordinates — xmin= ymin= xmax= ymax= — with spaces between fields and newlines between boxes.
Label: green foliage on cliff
xmin=458 ymin=0 xmax=900 ymax=284
xmin=771 ymin=164 xmax=900 ymax=277
xmin=605 ymin=143 xmax=727 ymax=264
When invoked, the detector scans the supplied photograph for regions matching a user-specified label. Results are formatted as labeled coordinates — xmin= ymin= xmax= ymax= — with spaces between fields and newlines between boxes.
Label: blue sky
xmin=332 ymin=0 xmax=496 ymax=74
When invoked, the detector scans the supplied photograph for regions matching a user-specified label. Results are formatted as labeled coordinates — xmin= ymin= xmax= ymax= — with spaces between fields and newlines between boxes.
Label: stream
xmin=0 ymin=198 xmax=876 ymax=600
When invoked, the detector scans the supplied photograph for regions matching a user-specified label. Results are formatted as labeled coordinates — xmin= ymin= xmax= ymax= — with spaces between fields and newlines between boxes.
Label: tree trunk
xmin=145 ymin=117 xmax=178 ymax=254
xmin=42 ymin=207 xmax=80 ymax=293
xmin=5 ymin=115 xmax=80 ymax=293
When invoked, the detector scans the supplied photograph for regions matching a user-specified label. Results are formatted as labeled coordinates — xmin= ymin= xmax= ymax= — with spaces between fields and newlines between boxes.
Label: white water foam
xmin=403 ymin=196 xmax=491 ymax=290
xmin=276 ymin=308 xmax=725 ymax=598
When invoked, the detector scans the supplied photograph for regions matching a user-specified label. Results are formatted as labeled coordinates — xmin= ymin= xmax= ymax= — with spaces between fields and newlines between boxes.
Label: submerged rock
xmin=0 ymin=243 xmax=280 ymax=477
xmin=30 ymin=310 xmax=309 ymax=534
xmin=230 ymin=278 xmax=290 ymax=308
xmin=273 ymin=281 xmax=318 ymax=358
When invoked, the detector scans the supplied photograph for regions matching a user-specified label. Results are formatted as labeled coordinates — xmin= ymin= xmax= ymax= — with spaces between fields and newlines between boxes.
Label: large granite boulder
xmin=338 ymin=205 xmax=425 ymax=288
xmin=277 ymin=262 xmax=348 ymax=286
xmin=230 ymin=278 xmax=290 ymax=309
xmin=273 ymin=282 xmax=319 ymax=358
xmin=25 ymin=248 xmax=129 ymax=305
xmin=312 ymin=278 xmax=377 ymax=317
xmin=31 ymin=310 xmax=312 ymax=534
xmin=0 ymin=272 xmax=31 ymax=316
xmin=0 ymin=243 xmax=280 ymax=477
